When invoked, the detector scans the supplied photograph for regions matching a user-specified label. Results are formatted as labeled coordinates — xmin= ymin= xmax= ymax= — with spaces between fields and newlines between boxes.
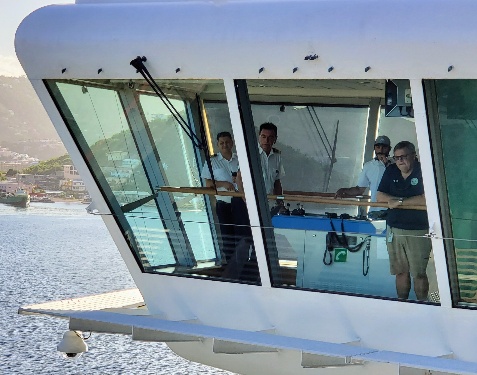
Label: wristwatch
xmin=398 ymin=197 xmax=404 ymax=204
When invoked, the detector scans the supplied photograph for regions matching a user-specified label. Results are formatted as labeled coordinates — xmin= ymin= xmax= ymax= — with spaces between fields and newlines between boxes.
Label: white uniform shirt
xmin=357 ymin=158 xmax=388 ymax=212
xmin=259 ymin=145 xmax=285 ymax=195
xmin=201 ymin=152 xmax=239 ymax=203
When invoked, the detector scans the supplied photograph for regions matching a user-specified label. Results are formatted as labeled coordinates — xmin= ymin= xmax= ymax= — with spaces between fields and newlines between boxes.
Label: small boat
xmin=38 ymin=197 xmax=55 ymax=203
xmin=81 ymin=195 xmax=92 ymax=204
xmin=0 ymin=189 xmax=30 ymax=208
xmin=31 ymin=195 xmax=55 ymax=203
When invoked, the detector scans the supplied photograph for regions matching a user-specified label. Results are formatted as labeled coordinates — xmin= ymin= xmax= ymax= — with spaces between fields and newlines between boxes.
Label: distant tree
xmin=22 ymin=154 xmax=72 ymax=175
xmin=5 ymin=169 xmax=18 ymax=177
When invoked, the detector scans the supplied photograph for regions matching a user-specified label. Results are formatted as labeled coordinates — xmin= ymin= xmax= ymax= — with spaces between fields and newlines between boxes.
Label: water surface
xmin=0 ymin=202 xmax=233 ymax=374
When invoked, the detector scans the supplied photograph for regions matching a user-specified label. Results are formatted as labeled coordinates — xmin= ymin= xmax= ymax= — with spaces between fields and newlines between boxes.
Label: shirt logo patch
xmin=411 ymin=178 xmax=418 ymax=186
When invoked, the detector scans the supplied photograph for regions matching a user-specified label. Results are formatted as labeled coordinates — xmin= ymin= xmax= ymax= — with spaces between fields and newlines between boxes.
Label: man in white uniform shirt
xmin=335 ymin=135 xmax=392 ymax=219
xmin=225 ymin=122 xmax=284 ymax=280
xmin=258 ymin=122 xmax=284 ymax=195
xmin=201 ymin=131 xmax=239 ymax=261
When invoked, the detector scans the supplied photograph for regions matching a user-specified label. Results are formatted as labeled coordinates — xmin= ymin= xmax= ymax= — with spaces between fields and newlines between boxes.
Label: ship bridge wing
xmin=18 ymin=289 xmax=477 ymax=375
xmin=18 ymin=288 xmax=146 ymax=318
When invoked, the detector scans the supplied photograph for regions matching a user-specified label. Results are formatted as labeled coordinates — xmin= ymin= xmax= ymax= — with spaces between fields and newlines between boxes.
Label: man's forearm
xmin=336 ymin=186 xmax=366 ymax=198
xmin=400 ymin=194 xmax=426 ymax=205
xmin=377 ymin=191 xmax=426 ymax=209
xmin=376 ymin=191 xmax=393 ymax=202
xmin=205 ymin=179 xmax=233 ymax=190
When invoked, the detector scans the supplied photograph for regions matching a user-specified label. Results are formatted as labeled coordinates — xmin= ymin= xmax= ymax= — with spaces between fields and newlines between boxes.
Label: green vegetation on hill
xmin=23 ymin=154 xmax=72 ymax=175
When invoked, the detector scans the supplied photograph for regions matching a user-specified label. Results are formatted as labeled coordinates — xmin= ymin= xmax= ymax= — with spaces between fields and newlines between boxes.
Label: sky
xmin=0 ymin=0 xmax=74 ymax=76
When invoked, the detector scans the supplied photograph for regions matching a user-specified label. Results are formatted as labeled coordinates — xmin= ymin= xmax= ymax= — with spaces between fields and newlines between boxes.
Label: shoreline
xmin=52 ymin=198 xmax=84 ymax=203
xmin=30 ymin=197 xmax=85 ymax=204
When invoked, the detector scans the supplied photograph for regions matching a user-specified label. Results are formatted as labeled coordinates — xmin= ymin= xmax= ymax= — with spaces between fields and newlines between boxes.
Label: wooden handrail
xmin=157 ymin=186 xmax=427 ymax=211
xmin=158 ymin=186 xmax=244 ymax=197
xmin=269 ymin=194 xmax=426 ymax=210
xmin=283 ymin=190 xmax=371 ymax=200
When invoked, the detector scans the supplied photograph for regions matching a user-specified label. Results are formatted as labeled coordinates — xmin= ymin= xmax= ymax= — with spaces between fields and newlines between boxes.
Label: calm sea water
xmin=0 ymin=202 xmax=234 ymax=375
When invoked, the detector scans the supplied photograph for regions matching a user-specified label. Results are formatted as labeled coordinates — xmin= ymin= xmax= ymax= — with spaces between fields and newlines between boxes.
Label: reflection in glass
xmin=50 ymin=82 xmax=173 ymax=266
xmin=273 ymin=217 xmax=439 ymax=301
xmin=54 ymin=83 xmax=152 ymax=199
xmin=45 ymin=78 xmax=259 ymax=284
xmin=243 ymin=79 xmax=438 ymax=302
xmin=377 ymin=109 xmax=418 ymax=154
xmin=251 ymin=104 xmax=368 ymax=201
xmin=431 ymin=80 xmax=477 ymax=305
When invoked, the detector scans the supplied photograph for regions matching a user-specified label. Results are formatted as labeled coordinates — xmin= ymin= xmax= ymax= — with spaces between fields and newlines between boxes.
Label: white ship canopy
xmin=15 ymin=0 xmax=477 ymax=80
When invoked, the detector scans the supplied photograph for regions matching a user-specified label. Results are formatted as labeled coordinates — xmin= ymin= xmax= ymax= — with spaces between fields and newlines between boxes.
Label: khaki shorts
xmin=387 ymin=226 xmax=432 ymax=277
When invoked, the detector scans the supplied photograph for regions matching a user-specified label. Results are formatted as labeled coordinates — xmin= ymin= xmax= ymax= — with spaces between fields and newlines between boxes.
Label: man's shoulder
xmin=365 ymin=158 xmax=389 ymax=166
xmin=410 ymin=161 xmax=423 ymax=178
xmin=272 ymin=147 xmax=281 ymax=154
xmin=382 ymin=163 xmax=399 ymax=176
xmin=203 ymin=154 xmax=219 ymax=167
xmin=362 ymin=159 xmax=380 ymax=171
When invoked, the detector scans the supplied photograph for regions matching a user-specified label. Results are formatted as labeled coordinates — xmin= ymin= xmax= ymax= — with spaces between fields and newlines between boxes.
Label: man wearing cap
xmin=335 ymin=135 xmax=392 ymax=218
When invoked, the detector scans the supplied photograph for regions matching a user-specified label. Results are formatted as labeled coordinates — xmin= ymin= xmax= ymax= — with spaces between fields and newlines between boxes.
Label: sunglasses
xmin=393 ymin=154 xmax=410 ymax=161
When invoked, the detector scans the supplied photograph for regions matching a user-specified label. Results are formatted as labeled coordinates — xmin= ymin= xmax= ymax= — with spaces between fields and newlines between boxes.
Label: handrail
xmin=157 ymin=186 xmax=427 ymax=211
xmin=158 ymin=186 xmax=244 ymax=197
xmin=283 ymin=190 xmax=365 ymax=198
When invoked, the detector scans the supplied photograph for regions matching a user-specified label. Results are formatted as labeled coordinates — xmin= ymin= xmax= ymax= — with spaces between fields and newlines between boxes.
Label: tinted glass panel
xmin=45 ymin=79 xmax=259 ymax=284
xmin=426 ymin=80 xmax=477 ymax=306
xmin=241 ymin=79 xmax=437 ymax=302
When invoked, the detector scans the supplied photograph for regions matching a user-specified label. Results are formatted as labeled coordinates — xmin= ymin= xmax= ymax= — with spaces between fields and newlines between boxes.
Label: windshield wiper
xmin=130 ymin=56 xmax=203 ymax=149
xmin=128 ymin=56 xmax=217 ymax=208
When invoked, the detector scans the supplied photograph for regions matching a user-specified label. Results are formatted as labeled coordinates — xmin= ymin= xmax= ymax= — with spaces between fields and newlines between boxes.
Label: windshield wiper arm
xmin=129 ymin=56 xmax=218 ymax=199
xmin=130 ymin=56 xmax=203 ymax=149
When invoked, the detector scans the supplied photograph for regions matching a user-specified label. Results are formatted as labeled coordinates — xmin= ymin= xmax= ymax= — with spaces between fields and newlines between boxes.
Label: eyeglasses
xmin=393 ymin=154 xmax=410 ymax=161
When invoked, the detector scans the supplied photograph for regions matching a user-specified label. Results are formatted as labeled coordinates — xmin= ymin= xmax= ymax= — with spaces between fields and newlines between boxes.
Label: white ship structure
xmin=15 ymin=0 xmax=477 ymax=374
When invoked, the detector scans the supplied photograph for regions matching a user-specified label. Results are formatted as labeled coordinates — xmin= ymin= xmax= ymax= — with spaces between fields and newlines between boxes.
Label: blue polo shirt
xmin=377 ymin=161 xmax=428 ymax=230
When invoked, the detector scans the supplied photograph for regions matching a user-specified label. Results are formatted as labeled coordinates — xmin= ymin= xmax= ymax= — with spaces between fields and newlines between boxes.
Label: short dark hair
xmin=216 ymin=131 xmax=232 ymax=141
xmin=394 ymin=141 xmax=416 ymax=154
xmin=259 ymin=122 xmax=278 ymax=136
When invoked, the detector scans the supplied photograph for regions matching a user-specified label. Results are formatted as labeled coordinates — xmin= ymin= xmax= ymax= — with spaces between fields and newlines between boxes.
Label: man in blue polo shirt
xmin=377 ymin=141 xmax=431 ymax=301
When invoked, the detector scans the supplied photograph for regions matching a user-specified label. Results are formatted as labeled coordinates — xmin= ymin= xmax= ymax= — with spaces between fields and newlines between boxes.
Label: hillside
xmin=0 ymin=75 xmax=66 ymax=160
xmin=23 ymin=154 xmax=72 ymax=175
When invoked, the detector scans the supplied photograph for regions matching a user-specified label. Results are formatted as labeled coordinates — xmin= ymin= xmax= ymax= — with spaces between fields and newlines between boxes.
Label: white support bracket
xmin=213 ymin=339 xmax=278 ymax=354
xmin=301 ymin=352 xmax=365 ymax=368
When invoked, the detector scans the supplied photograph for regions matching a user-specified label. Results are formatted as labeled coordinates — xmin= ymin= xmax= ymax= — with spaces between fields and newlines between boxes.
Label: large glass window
xmin=45 ymin=79 xmax=259 ymax=284
xmin=425 ymin=80 xmax=477 ymax=306
xmin=239 ymin=79 xmax=437 ymax=302
xmin=251 ymin=104 xmax=368 ymax=202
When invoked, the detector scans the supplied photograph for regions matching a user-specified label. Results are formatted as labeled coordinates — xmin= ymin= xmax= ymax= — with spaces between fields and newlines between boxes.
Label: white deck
xmin=18 ymin=290 xmax=477 ymax=374
xmin=18 ymin=288 xmax=145 ymax=316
